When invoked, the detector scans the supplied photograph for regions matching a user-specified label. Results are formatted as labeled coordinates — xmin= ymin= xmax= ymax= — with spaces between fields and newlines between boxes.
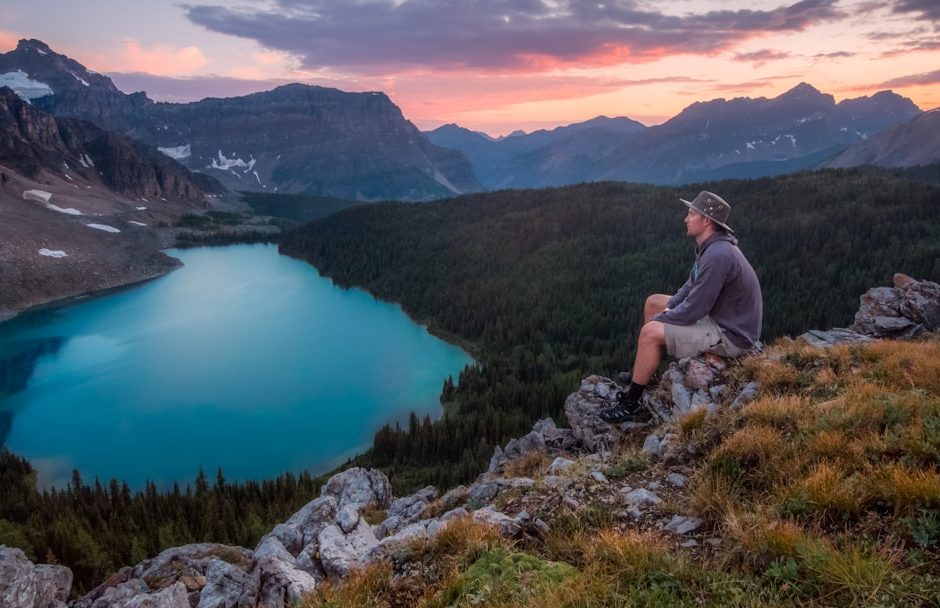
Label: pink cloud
xmin=85 ymin=40 xmax=208 ymax=77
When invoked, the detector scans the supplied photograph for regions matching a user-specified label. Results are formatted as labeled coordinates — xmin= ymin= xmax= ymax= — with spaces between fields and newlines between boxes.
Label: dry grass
xmin=303 ymin=339 xmax=940 ymax=608
xmin=502 ymin=451 xmax=553 ymax=479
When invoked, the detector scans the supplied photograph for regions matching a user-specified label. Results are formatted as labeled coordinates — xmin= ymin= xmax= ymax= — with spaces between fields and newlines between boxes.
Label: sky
xmin=2 ymin=0 xmax=939 ymax=136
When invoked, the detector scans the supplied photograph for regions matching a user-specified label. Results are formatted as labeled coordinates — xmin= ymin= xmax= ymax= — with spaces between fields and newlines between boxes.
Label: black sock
xmin=626 ymin=381 xmax=646 ymax=403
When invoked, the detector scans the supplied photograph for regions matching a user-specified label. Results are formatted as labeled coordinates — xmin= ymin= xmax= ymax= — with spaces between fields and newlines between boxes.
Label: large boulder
xmin=850 ymin=273 xmax=940 ymax=338
xmin=319 ymin=468 xmax=392 ymax=513
xmin=0 ymin=546 xmax=72 ymax=608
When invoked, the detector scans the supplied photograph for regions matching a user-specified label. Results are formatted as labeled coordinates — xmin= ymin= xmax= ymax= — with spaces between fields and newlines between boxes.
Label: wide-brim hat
xmin=680 ymin=190 xmax=734 ymax=234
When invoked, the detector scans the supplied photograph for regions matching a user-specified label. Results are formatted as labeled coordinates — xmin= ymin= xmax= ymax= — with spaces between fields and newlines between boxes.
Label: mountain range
xmin=0 ymin=39 xmax=483 ymax=201
xmin=428 ymin=83 xmax=929 ymax=189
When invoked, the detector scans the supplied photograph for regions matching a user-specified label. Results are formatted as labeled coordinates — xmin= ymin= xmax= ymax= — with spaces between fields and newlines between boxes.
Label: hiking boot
xmin=599 ymin=397 xmax=651 ymax=424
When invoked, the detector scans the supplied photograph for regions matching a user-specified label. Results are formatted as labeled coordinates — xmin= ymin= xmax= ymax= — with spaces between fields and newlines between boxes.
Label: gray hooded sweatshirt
xmin=652 ymin=232 xmax=762 ymax=349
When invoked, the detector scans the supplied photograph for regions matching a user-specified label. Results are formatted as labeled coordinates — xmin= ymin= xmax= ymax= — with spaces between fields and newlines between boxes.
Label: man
xmin=599 ymin=191 xmax=762 ymax=423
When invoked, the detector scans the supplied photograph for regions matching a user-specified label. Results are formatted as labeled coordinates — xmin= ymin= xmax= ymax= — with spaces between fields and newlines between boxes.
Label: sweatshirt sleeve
xmin=666 ymin=275 xmax=694 ymax=310
xmin=653 ymin=247 xmax=731 ymax=325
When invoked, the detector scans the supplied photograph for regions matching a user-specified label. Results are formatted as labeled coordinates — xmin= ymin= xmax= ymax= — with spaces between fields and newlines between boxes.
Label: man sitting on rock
xmin=600 ymin=191 xmax=763 ymax=423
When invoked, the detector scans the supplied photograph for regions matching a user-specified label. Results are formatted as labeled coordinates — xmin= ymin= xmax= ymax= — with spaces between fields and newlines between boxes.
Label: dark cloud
xmin=183 ymin=0 xmax=844 ymax=73
xmin=893 ymin=0 xmax=940 ymax=21
xmin=876 ymin=68 xmax=940 ymax=88
xmin=880 ymin=38 xmax=940 ymax=57
xmin=733 ymin=49 xmax=791 ymax=63
xmin=812 ymin=50 xmax=853 ymax=58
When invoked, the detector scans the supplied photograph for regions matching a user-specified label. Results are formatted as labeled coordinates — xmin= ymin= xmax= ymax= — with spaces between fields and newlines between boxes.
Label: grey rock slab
xmin=316 ymin=525 xmax=362 ymax=579
xmin=267 ymin=524 xmax=303 ymax=556
xmin=198 ymin=558 xmax=252 ymax=608
xmin=591 ymin=471 xmax=609 ymax=483
xmin=471 ymin=508 xmax=522 ymax=537
xmin=337 ymin=506 xmax=361 ymax=534
xmin=0 ymin=546 xmax=39 ymax=608
xmin=255 ymin=556 xmax=318 ymax=608
xmin=122 ymin=582 xmax=189 ymax=608
xmin=441 ymin=508 xmax=469 ymax=522
xmin=438 ymin=485 xmax=469 ymax=512
xmin=253 ymin=536 xmax=295 ymax=566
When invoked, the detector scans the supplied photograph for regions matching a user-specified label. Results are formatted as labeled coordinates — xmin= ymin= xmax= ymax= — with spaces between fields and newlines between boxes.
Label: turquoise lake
xmin=0 ymin=244 xmax=472 ymax=490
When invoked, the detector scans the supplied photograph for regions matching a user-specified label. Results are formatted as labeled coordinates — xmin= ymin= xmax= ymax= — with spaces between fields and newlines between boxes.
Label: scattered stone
xmin=731 ymin=381 xmax=760 ymax=408
xmin=563 ymin=497 xmax=581 ymax=510
xmin=646 ymin=481 xmax=662 ymax=491
xmin=680 ymin=539 xmax=700 ymax=548
xmin=705 ymin=538 xmax=722 ymax=549
xmin=591 ymin=471 xmax=609 ymax=483
xmin=664 ymin=516 xmax=703 ymax=535
xmin=547 ymin=457 xmax=575 ymax=475
xmin=666 ymin=473 xmax=687 ymax=487
xmin=624 ymin=488 xmax=663 ymax=508
xmin=542 ymin=475 xmax=569 ymax=489
xmin=642 ymin=433 xmax=662 ymax=457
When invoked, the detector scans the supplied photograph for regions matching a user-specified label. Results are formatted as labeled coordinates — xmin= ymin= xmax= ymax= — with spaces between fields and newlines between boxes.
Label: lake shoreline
xmin=1 ymin=244 xmax=472 ymax=490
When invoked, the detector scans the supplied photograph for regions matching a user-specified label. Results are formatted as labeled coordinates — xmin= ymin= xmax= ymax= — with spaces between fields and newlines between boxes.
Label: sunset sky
xmin=2 ymin=0 xmax=939 ymax=135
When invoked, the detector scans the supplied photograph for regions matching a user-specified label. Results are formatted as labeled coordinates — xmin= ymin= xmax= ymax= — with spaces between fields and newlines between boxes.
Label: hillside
xmin=0 ymin=86 xmax=228 ymax=321
xmin=280 ymin=171 xmax=940 ymax=490
xmin=4 ymin=302 xmax=939 ymax=607
xmin=826 ymin=109 xmax=940 ymax=169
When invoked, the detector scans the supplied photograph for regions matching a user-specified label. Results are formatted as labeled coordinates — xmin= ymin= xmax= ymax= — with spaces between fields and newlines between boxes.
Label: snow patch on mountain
xmin=0 ymin=70 xmax=53 ymax=102
xmin=86 ymin=223 xmax=121 ymax=233
xmin=68 ymin=70 xmax=90 ymax=87
xmin=38 ymin=249 xmax=67 ymax=258
xmin=23 ymin=189 xmax=53 ymax=203
xmin=210 ymin=150 xmax=256 ymax=172
xmin=46 ymin=204 xmax=82 ymax=215
xmin=158 ymin=144 xmax=191 ymax=161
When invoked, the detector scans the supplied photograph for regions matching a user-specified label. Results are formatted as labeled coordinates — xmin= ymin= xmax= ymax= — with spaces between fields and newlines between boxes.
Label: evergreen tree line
xmin=278 ymin=169 xmax=940 ymax=491
xmin=0 ymin=450 xmax=321 ymax=594
xmin=1 ymin=168 xmax=938 ymax=592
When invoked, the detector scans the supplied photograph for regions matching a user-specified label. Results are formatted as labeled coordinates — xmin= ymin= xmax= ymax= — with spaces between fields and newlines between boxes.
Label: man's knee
xmin=638 ymin=321 xmax=666 ymax=345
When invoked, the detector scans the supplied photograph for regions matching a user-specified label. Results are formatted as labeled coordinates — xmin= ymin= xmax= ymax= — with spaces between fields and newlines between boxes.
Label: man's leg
xmin=632 ymin=321 xmax=666 ymax=385
xmin=644 ymin=294 xmax=670 ymax=324
xmin=601 ymin=320 xmax=666 ymax=423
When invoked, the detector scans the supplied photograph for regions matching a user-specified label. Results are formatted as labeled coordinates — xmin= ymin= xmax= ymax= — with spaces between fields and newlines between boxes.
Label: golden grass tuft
xmin=864 ymin=339 xmax=940 ymax=394
xmin=722 ymin=510 xmax=811 ymax=568
xmin=742 ymin=357 xmax=801 ymax=393
xmin=865 ymin=464 xmax=940 ymax=514
xmin=783 ymin=462 xmax=866 ymax=519
xmin=741 ymin=395 xmax=809 ymax=432
xmin=302 ymin=561 xmax=392 ymax=608
xmin=502 ymin=451 xmax=553 ymax=479
xmin=709 ymin=425 xmax=791 ymax=489
xmin=678 ymin=407 xmax=708 ymax=434
xmin=427 ymin=515 xmax=508 ymax=562
xmin=583 ymin=529 xmax=672 ymax=578
xmin=689 ymin=471 xmax=740 ymax=523
xmin=800 ymin=543 xmax=917 ymax=607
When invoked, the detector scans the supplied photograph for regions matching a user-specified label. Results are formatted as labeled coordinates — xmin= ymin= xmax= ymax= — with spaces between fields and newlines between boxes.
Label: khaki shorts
xmin=664 ymin=316 xmax=749 ymax=359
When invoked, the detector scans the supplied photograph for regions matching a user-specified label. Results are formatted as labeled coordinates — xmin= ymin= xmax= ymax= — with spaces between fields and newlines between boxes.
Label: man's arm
xmin=666 ymin=276 xmax=694 ymax=310
xmin=653 ymin=252 xmax=730 ymax=325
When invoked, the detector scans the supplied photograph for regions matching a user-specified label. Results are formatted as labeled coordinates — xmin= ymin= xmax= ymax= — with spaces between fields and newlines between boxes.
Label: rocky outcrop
xmin=799 ymin=273 xmax=940 ymax=346
xmin=0 ymin=546 xmax=72 ymax=608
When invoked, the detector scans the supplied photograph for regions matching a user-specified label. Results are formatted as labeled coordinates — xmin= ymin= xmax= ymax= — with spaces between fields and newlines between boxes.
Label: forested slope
xmin=280 ymin=170 xmax=940 ymax=490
